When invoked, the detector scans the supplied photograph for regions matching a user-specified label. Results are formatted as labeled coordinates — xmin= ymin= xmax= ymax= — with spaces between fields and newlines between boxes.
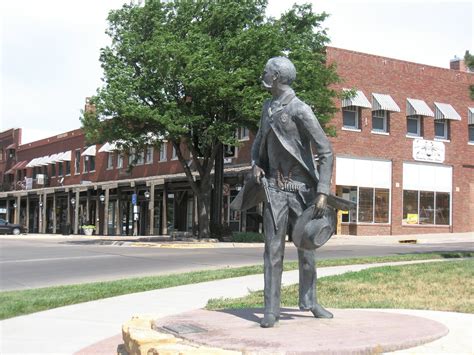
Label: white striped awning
xmin=26 ymin=158 xmax=39 ymax=168
xmin=468 ymin=107 xmax=474 ymax=125
xmin=406 ymin=98 xmax=434 ymax=117
xmin=57 ymin=151 xmax=72 ymax=162
xmin=37 ymin=156 xmax=50 ymax=166
xmin=341 ymin=89 xmax=372 ymax=108
xmin=48 ymin=153 xmax=61 ymax=164
xmin=372 ymin=93 xmax=400 ymax=112
xmin=434 ymin=102 xmax=461 ymax=121
xmin=81 ymin=145 xmax=96 ymax=156
xmin=98 ymin=142 xmax=118 ymax=153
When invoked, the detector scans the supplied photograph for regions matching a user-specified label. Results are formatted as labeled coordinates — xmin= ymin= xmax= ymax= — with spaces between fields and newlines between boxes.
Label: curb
xmin=122 ymin=315 xmax=240 ymax=355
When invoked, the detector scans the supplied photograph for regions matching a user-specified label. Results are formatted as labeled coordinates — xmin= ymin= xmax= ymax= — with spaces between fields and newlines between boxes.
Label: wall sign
xmin=413 ymin=139 xmax=445 ymax=163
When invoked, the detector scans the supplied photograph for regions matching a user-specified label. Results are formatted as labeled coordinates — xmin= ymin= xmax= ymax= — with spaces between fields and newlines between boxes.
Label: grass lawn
xmin=207 ymin=259 xmax=474 ymax=313
xmin=0 ymin=251 xmax=471 ymax=320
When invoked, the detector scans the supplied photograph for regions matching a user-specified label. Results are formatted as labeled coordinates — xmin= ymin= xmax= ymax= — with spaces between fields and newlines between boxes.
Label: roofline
xmin=326 ymin=46 xmax=473 ymax=75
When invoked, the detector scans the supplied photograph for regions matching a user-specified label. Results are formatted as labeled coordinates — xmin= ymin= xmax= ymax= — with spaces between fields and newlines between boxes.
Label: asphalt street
xmin=1 ymin=237 xmax=472 ymax=291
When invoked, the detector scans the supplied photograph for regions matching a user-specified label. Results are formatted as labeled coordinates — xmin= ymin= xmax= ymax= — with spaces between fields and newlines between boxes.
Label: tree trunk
xmin=196 ymin=181 xmax=211 ymax=239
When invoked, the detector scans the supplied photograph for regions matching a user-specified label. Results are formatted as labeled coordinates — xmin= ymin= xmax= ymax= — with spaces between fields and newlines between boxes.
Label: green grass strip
xmin=0 ymin=251 xmax=471 ymax=320
xmin=207 ymin=259 xmax=474 ymax=314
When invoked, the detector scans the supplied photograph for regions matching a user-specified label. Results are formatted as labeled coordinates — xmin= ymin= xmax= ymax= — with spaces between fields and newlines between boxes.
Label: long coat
xmin=231 ymin=88 xmax=337 ymax=211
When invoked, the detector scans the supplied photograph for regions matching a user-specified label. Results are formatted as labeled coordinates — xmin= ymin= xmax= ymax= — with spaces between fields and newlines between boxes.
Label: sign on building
xmin=413 ymin=139 xmax=445 ymax=163
xmin=25 ymin=177 xmax=33 ymax=190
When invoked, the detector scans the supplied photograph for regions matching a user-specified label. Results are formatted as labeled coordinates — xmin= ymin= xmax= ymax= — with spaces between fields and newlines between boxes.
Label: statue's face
xmin=261 ymin=63 xmax=276 ymax=91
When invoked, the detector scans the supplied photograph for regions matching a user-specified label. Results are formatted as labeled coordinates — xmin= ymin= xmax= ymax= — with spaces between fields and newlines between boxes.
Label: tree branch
xmin=171 ymin=140 xmax=199 ymax=195
xmin=186 ymin=137 xmax=205 ymax=177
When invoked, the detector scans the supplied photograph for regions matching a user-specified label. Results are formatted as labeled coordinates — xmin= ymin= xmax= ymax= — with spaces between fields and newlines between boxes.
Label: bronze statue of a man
xmin=232 ymin=56 xmax=337 ymax=328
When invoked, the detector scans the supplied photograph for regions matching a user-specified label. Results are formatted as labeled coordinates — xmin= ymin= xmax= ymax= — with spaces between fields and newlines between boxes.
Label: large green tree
xmin=81 ymin=0 xmax=339 ymax=238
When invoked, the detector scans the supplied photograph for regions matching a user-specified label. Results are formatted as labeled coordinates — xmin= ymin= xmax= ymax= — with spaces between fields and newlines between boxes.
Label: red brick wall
xmin=326 ymin=47 xmax=474 ymax=234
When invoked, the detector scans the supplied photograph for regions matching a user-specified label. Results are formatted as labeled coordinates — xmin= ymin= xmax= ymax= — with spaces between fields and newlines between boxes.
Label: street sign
xmin=132 ymin=193 xmax=137 ymax=205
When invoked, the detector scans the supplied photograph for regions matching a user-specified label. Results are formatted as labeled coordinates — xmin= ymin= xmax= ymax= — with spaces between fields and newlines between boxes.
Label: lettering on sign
xmin=413 ymin=139 xmax=444 ymax=163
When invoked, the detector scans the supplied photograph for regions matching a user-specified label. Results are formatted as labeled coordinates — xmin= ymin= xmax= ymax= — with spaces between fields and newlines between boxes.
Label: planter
xmin=83 ymin=228 xmax=94 ymax=236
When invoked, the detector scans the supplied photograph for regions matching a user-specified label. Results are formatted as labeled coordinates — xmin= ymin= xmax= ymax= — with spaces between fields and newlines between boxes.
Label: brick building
xmin=1 ymin=47 xmax=473 ymax=236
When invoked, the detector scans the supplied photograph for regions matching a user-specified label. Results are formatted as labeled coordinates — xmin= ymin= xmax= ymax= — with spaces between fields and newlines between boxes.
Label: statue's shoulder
xmin=289 ymin=96 xmax=312 ymax=116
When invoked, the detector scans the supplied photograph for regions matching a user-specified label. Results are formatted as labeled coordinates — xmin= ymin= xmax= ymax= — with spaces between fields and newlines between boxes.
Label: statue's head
xmin=262 ymin=56 xmax=296 ymax=91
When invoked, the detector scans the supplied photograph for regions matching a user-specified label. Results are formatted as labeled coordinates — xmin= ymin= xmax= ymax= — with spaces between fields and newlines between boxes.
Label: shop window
xmin=107 ymin=153 xmax=114 ymax=169
xmin=403 ymin=190 xmax=450 ymax=225
xmin=469 ymin=124 xmax=474 ymax=143
xmin=338 ymin=185 xmax=390 ymax=224
xmin=145 ymin=147 xmax=153 ymax=164
xmin=342 ymin=106 xmax=359 ymax=129
xmin=159 ymin=144 xmax=167 ymax=162
xmin=434 ymin=120 xmax=449 ymax=140
xmin=407 ymin=115 xmax=422 ymax=137
xmin=75 ymin=150 xmax=81 ymax=174
xmin=358 ymin=188 xmax=374 ymax=222
xmin=340 ymin=186 xmax=357 ymax=223
xmin=372 ymin=110 xmax=389 ymax=133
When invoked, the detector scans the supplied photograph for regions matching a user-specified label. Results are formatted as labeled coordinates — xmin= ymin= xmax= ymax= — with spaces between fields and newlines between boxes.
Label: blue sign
xmin=132 ymin=193 xmax=137 ymax=205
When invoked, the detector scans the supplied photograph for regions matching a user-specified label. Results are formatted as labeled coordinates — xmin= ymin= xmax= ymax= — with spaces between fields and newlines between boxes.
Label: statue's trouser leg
xmin=288 ymin=192 xmax=317 ymax=310
xmin=297 ymin=248 xmax=316 ymax=310
xmin=263 ymin=189 xmax=289 ymax=319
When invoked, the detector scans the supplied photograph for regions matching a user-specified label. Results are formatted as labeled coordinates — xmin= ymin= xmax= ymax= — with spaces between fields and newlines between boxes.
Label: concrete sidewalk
xmin=1 ymin=258 xmax=472 ymax=354
xmin=2 ymin=231 xmax=473 ymax=248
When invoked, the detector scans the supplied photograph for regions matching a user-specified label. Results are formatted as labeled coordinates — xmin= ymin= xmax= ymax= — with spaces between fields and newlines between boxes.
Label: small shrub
xmin=232 ymin=232 xmax=264 ymax=243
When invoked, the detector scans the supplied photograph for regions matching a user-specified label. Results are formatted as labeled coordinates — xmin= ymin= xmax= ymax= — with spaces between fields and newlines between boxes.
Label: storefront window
xmin=358 ymin=188 xmax=373 ymax=222
xmin=374 ymin=189 xmax=389 ymax=223
xmin=419 ymin=191 xmax=434 ymax=225
xmin=338 ymin=185 xmax=389 ymax=224
xmin=435 ymin=192 xmax=450 ymax=225
xmin=403 ymin=190 xmax=450 ymax=225
xmin=403 ymin=190 xmax=418 ymax=223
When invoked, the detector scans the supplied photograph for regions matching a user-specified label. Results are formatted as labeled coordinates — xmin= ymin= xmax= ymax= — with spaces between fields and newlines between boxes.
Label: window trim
xmin=402 ymin=189 xmax=451 ymax=226
xmin=238 ymin=127 xmax=250 ymax=141
xmin=434 ymin=119 xmax=449 ymax=140
xmin=159 ymin=144 xmax=168 ymax=162
xmin=74 ymin=149 xmax=81 ymax=175
xmin=338 ymin=185 xmax=391 ymax=225
xmin=106 ymin=152 xmax=114 ymax=170
xmin=342 ymin=106 xmax=360 ymax=130
xmin=145 ymin=146 xmax=154 ymax=165
xmin=468 ymin=124 xmax=474 ymax=144
xmin=371 ymin=109 xmax=388 ymax=133
xmin=406 ymin=115 xmax=421 ymax=137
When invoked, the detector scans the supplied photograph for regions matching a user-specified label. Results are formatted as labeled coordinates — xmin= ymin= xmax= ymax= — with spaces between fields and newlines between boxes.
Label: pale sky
xmin=1 ymin=0 xmax=472 ymax=144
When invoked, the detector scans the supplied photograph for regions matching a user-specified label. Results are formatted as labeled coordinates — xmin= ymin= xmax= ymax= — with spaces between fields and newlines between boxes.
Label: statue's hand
xmin=312 ymin=194 xmax=327 ymax=219
xmin=252 ymin=164 xmax=265 ymax=185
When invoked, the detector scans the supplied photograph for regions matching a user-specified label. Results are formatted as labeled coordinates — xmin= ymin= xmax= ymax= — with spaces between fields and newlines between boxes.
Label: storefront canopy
xmin=81 ymin=145 xmax=96 ymax=156
xmin=341 ymin=89 xmax=371 ymax=109
xmin=434 ymin=102 xmax=461 ymax=121
xmin=406 ymin=98 xmax=434 ymax=117
xmin=372 ymin=93 xmax=400 ymax=112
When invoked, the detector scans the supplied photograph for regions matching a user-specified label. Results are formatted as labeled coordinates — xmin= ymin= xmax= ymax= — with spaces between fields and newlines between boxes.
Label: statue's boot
xmin=260 ymin=313 xmax=278 ymax=328
xmin=310 ymin=303 xmax=333 ymax=319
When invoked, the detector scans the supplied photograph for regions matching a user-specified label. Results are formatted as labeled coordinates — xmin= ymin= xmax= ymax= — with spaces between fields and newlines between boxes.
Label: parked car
xmin=0 ymin=218 xmax=24 ymax=235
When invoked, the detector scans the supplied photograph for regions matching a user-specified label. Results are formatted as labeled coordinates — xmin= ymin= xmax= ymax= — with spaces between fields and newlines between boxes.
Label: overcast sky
xmin=1 ymin=0 xmax=472 ymax=144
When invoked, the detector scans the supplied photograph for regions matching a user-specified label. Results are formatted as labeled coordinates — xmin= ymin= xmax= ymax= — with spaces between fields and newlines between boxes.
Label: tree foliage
xmin=81 ymin=0 xmax=340 ymax=236
xmin=464 ymin=50 xmax=474 ymax=100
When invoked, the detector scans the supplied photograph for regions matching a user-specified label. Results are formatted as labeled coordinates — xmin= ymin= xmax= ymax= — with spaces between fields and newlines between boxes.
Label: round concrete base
xmin=153 ymin=308 xmax=449 ymax=354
